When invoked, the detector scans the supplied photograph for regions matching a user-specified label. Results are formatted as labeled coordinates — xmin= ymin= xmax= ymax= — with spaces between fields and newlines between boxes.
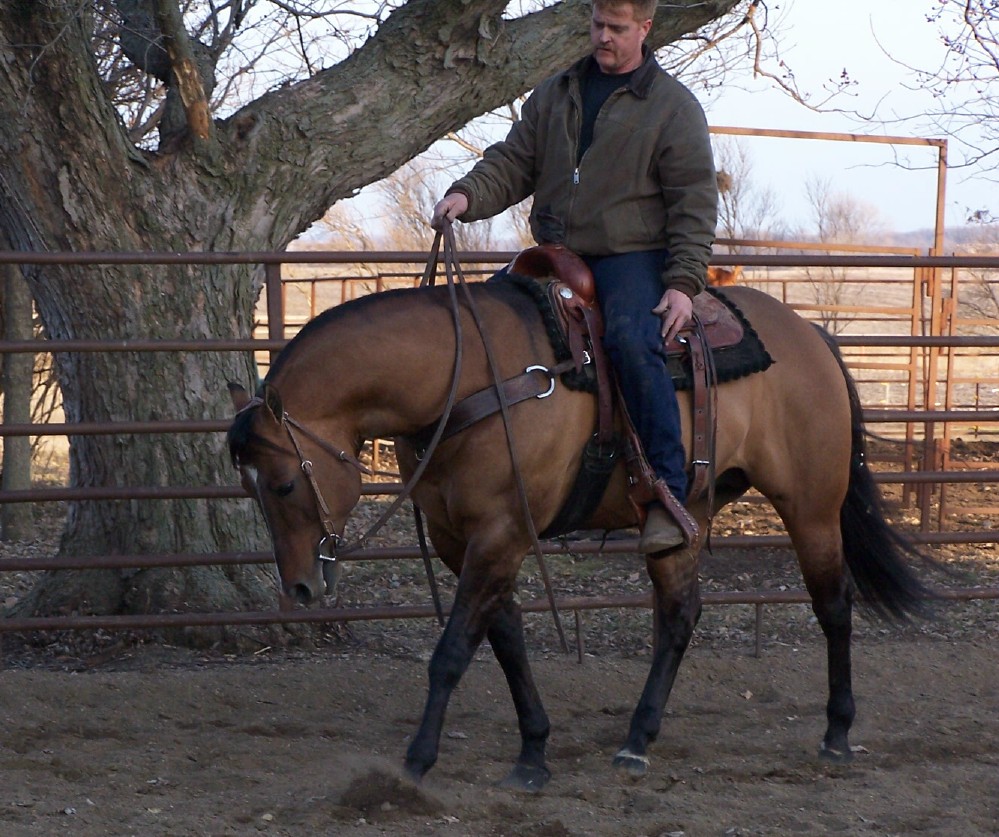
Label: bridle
xmin=235 ymin=223 xmax=570 ymax=649
xmin=281 ymin=411 xmax=371 ymax=561
xmin=236 ymin=395 xmax=371 ymax=563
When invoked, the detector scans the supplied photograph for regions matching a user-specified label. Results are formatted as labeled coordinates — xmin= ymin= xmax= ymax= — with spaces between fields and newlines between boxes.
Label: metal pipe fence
xmin=0 ymin=250 xmax=997 ymax=656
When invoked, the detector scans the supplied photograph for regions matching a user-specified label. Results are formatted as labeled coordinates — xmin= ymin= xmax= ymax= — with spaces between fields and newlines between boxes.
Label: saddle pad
xmin=501 ymin=274 xmax=773 ymax=393
xmin=666 ymin=287 xmax=774 ymax=392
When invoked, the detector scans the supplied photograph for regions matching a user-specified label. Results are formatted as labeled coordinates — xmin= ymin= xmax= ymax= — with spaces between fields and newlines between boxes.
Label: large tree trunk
xmin=0 ymin=7 xmax=269 ymax=627
xmin=0 ymin=0 xmax=740 ymax=641
xmin=1 ymin=261 xmax=34 ymax=542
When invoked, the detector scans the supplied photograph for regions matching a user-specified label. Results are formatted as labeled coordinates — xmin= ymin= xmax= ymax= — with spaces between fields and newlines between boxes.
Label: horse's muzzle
xmin=287 ymin=582 xmax=317 ymax=606
xmin=280 ymin=559 xmax=340 ymax=608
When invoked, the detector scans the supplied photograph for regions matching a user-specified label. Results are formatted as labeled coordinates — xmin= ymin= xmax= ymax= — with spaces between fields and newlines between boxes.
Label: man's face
xmin=590 ymin=3 xmax=652 ymax=74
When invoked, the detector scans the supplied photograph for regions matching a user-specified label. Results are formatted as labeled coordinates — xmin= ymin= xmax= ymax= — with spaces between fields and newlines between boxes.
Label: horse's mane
xmin=230 ymin=282 xmax=534 ymax=464
xmin=267 ymin=286 xmax=421 ymax=378
xmin=268 ymin=281 xmax=537 ymax=377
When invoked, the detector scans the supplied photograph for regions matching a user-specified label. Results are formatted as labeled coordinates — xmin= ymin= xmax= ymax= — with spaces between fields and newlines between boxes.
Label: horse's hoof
xmin=612 ymin=748 xmax=649 ymax=778
xmin=818 ymin=741 xmax=854 ymax=764
xmin=402 ymin=760 xmax=428 ymax=783
xmin=498 ymin=763 xmax=551 ymax=793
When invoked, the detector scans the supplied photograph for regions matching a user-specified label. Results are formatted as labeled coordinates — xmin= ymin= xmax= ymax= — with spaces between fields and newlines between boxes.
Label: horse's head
xmin=227 ymin=382 xmax=364 ymax=606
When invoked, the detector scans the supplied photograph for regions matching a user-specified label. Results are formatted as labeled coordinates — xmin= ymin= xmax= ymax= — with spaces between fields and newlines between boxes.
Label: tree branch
xmin=153 ymin=0 xmax=215 ymax=147
xmin=219 ymin=0 xmax=742 ymax=241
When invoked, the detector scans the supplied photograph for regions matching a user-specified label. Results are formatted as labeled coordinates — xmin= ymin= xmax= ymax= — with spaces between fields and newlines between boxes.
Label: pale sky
xmin=701 ymin=0 xmax=989 ymax=235
xmin=330 ymin=1 xmax=992 ymax=244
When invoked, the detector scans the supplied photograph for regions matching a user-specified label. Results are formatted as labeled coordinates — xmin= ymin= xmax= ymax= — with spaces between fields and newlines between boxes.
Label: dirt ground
xmin=0 ymin=633 xmax=996 ymax=836
xmin=1 ymin=445 xmax=997 ymax=836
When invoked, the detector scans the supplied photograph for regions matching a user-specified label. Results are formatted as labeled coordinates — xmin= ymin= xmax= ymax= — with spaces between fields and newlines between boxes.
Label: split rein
xmin=255 ymin=223 xmax=570 ymax=650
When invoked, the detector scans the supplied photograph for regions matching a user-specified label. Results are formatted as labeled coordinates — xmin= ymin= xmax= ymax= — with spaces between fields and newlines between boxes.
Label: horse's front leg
xmin=486 ymin=595 xmax=551 ymax=791
xmin=404 ymin=545 xmax=536 ymax=785
xmin=614 ymin=545 xmax=702 ymax=777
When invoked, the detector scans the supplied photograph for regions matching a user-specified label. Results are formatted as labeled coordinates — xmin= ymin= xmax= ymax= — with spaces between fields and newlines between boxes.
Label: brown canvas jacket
xmin=448 ymin=48 xmax=717 ymax=299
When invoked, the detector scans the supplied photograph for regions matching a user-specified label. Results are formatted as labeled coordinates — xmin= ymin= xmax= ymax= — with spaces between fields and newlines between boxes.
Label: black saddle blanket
xmin=502 ymin=274 xmax=774 ymax=392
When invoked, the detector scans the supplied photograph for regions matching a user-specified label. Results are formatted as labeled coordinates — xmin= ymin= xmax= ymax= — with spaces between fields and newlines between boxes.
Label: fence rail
xmin=1 ymin=249 xmax=997 ymax=657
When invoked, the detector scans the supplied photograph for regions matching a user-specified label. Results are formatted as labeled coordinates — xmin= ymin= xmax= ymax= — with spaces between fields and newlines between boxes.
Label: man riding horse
xmin=432 ymin=0 xmax=718 ymax=552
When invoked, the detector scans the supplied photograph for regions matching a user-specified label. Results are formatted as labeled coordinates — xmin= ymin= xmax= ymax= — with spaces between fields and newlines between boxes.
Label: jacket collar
xmin=564 ymin=45 xmax=659 ymax=98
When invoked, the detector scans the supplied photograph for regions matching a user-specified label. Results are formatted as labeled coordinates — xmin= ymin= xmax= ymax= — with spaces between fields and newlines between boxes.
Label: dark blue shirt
xmin=579 ymin=61 xmax=636 ymax=163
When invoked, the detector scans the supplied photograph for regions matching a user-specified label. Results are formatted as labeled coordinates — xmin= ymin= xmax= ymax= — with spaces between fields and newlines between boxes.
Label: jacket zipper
xmin=567 ymin=82 xmax=583 ymax=241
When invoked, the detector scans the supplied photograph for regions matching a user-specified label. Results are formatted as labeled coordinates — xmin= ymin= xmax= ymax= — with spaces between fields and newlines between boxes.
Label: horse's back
xmin=717 ymin=287 xmax=849 ymax=397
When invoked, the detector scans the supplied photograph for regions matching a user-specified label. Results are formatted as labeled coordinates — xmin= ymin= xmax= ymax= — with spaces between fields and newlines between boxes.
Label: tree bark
xmin=1 ymin=262 xmax=33 ymax=542
xmin=0 ymin=0 xmax=740 ymax=640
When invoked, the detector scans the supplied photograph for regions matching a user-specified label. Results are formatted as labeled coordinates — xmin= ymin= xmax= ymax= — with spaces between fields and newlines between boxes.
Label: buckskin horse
xmin=226 ymin=246 xmax=932 ymax=792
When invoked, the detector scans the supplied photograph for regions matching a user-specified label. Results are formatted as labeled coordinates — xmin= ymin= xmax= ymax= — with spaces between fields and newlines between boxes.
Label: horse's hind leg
xmin=785 ymin=516 xmax=856 ymax=762
xmin=614 ymin=546 xmax=702 ymax=777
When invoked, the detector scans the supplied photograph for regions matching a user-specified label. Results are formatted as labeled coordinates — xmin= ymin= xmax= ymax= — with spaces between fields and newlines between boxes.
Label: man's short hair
xmin=592 ymin=0 xmax=657 ymax=21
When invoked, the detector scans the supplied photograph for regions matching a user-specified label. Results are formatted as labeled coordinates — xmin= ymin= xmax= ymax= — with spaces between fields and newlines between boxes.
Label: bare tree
xmin=800 ymin=176 xmax=889 ymax=333
xmin=713 ymin=135 xmax=783 ymax=245
xmin=906 ymin=2 xmax=999 ymax=180
xmin=954 ymin=220 xmax=999 ymax=326
xmin=0 ymin=0 xmax=750 ymax=629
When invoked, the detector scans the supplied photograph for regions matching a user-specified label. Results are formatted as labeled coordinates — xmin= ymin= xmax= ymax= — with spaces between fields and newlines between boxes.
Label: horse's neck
xmin=279 ymin=294 xmax=469 ymax=439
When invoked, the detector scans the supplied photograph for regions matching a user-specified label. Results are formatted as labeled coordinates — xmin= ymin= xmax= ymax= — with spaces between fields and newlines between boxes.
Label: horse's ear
xmin=260 ymin=382 xmax=284 ymax=423
xmin=227 ymin=381 xmax=250 ymax=411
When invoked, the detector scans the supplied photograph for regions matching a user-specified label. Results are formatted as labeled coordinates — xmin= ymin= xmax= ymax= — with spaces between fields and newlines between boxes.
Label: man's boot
xmin=638 ymin=502 xmax=685 ymax=553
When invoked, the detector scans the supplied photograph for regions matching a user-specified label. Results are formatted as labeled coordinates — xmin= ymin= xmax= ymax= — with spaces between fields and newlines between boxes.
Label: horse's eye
xmin=272 ymin=481 xmax=295 ymax=498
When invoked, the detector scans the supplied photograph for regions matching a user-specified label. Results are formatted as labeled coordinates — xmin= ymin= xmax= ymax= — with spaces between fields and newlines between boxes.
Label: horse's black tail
xmin=815 ymin=326 xmax=938 ymax=621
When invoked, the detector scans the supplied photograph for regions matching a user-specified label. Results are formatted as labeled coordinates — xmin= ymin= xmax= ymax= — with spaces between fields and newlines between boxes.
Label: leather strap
xmin=442 ymin=225 xmax=570 ymax=653
xmin=579 ymin=303 xmax=615 ymax=447
xmin=545 ymin=281 xmax=615 ymax=447
xmin=683 ymin=319 xmax=719 ymax=546
xmin=406 ymin=360 xmax=576 ymax=454
xmin=617 ymin=387 xmax=701 ymax=551
xmin=685 ymin=332 xmax=711 ymax=502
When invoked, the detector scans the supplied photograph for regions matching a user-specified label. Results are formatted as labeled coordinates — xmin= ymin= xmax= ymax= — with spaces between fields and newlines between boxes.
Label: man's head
xmin=590 ymin=1 xmax=654 ymax=74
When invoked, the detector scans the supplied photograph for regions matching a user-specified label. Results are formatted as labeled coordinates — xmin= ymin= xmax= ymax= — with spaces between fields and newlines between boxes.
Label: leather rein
xmin=245 ymin=229 xmax=468 ymax=566
xmin=249 ymin=223 xmax=570 ymax=649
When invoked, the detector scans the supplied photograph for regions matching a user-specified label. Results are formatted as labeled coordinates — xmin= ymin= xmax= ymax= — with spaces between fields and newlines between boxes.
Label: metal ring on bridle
xmin=317 ymin=533 xmax=340 ymax=561
xmin=525 ymin=365 xmax=556 ymax=398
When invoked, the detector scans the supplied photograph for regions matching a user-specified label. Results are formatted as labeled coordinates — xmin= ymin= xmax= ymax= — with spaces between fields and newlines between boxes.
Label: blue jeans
xmin=584 ymin=250 xmax=688 ymax=504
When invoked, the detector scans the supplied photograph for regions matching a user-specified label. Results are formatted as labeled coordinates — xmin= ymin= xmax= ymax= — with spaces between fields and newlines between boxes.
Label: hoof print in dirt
xmin=498 ymin=763 xmax=552 ymax=793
